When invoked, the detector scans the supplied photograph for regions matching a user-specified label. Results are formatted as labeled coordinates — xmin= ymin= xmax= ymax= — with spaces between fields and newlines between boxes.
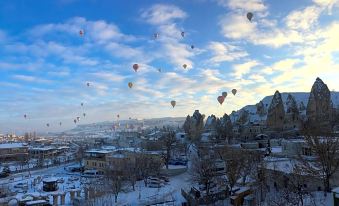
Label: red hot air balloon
xmin=133 ymin=64 xmax=139 ymax=72
xmin=217 ymin=96 xmax=225 ymax=105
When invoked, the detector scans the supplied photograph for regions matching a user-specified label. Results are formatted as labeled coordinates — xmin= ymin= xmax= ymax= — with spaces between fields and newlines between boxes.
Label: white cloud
xmin=91 ymin=71 xmax=126 ymax=82
xmin=313 ymin=0 xmax=339 ymax=13
xmin=29 ymin=17 xmax=134 ymax=43
xmin=142 ymin=4 xmax=194 ymax=69
xmin=208 ymin=41 xmax=248 ymax=64
xmin=232 ymin=60 xmax=260 ymax=79
xmin=12 ymin=74 xmax=52 ymax=84
xmin=219 ymin=12 xmax=304 ymax=48
xmin=141 ymin=4 xmax=187 ymax=25
xmin=217 ymin=0 xmax=267 ymax=12
xmin=285 ymin=6 xmax=322 ymax=31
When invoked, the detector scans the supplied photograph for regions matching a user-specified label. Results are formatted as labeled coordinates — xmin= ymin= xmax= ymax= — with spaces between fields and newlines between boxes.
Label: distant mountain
xmin=60 ymin=117 xmax=186 ymax=136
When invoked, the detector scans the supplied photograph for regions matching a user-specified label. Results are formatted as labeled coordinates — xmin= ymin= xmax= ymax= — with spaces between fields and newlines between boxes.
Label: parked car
xmin=14 ymin=182 xmax=28 ymax=188
xmin=147 ymin=177 xmax=164 ymax=188
xmin=0 ymin=172 xmax=9 ymax=178
xmin=56 ymin=178 xmax=64 ymax=183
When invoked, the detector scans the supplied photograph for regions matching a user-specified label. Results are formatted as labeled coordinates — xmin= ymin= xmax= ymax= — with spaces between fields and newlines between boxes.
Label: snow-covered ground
xmin=110 ymin=172 xmax=191 ymax=205
xmin=0 ymin=162 xmax=82 ymax=205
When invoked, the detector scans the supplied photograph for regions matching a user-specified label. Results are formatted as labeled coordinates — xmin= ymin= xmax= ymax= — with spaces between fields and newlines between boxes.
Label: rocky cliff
xmin=306 ymin=77 xmax=334 ymax=132
xmin=267 ymin=91 xmax=285 ymax=131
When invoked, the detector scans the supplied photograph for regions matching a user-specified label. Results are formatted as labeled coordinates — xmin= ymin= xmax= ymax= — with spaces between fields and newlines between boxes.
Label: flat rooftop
xmin=0 ymin=143 xmax=27 ymax=149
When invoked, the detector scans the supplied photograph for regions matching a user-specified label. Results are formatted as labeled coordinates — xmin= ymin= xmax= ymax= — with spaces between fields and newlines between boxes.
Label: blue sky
xmin=0 ymin=0 xmax=339 ymax=133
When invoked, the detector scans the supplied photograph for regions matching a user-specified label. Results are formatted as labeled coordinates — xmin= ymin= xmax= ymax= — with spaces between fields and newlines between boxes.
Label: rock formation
xmin=306 ymin=77 xmax=334 ymax=132
xmin=267 ymin=90 xmax=285 ymax=131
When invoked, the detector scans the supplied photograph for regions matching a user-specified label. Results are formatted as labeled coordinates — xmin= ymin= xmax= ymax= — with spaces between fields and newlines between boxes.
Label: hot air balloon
xmin=128 ymin=82 xmax=133 ymax=88
xmin=247 ymin=12 xmax=253 ymax=22
xmin=181 ymin=31 xmax=185 ymax=37
xmin=59 ymin=122 xmax=62 ymax=126
xmin=87 ymin=82 xmax=90 ymax=87
xmin=133 ymin=64 xmax=139 ymax=72
xmin=77 ymin=116 xmax=80 ymax=121
xmin=153 ymin=33 xmax=159 ymax=39
xmin=74 ymin=119 xmax=77 ymax=124
xmin=129 ymin=117 xmax=131 ymax=120
xmin=81 ymin=103 xmax=84 ymax=107
xmin=158 ymin=68 xmax=161 ymax=72
xmin=171 ymin=100 xmax=176 ymax=108
xmin=79 ymin=30 xmax=84 ymax=36
xmin=117 ymin=114 xmax=120 ymax=118
xmin=83 ymin=113 xmax=86 ymax=117
xmin=217 ymin=96 xmax=225 ymax=105
xmin=46 ymin=123 xmax=50 ymax=127
xmin=182 ymin=64 xmax=187 ymax=69
xmin=191 ymin=45 xmax=194 ymax=49
xmin=24 ymin=114 xmax=27 ymax=119
xmin=222 ymin=92 xmax=227 ymax=98
xmin=232 ymin=89 xmax=237 ymax=95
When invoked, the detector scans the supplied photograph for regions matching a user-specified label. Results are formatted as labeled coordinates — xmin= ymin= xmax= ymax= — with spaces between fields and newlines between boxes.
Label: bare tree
xmin=161 ymin=128 xmax=177 ymax=169
xmin=76 ymin=145 xmax=85 ymax=166
xmin=299 ymin=127 xmax=339 ymax=192
xmin=136 ymin=153 xmax=162 ymax=187
xmin=105 ymin=167 xmax=123 ymax=203
xmin=215 ymin=114 xmax=233 ymax=144
xmin=269 ymin=167 xmax=317 ymax=206
xmin=219 ymin=147 xmax=244 ymax=194
xmin=124 ymin=157 xmax=138 ymax=191
xmin=254 ymin=161 xmax=269 ymax=205
xmin=190 ymin=152 xmax=218 ymax=196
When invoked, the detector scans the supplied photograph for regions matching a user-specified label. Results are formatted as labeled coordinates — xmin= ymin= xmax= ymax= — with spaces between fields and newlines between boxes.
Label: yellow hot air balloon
xmin=128 ymin=82 xmax=133 ymax=88
xmin=171 ymin=100 xmax=176 ymax=108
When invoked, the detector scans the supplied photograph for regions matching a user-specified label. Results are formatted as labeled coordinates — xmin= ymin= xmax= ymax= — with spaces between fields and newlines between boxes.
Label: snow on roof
xmin=271 ymin=146 xmax=282 ymax=153
xmin=43 ymin=177 xmax=58 ymax=182
xmin=30 ymin=147 xmax=55 ymax=151
xmin=26 ymin=200 xmax=49 ymax=205
xmin=85 ymin=149 xmax=112 ymax=154
xmin=111 ymin=154 xmax=125 ymax=158
xmin=0 ymin=143 xmax=27 ymax=149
